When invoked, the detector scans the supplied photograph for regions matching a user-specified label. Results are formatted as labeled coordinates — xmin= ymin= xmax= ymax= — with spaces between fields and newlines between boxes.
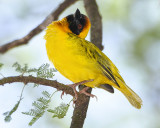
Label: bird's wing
xmin=81 ymin=39 xmax=125 ymax=87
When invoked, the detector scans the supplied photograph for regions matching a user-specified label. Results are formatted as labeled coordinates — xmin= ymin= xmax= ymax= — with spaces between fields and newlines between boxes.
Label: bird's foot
xmin=79 ymin=87 xmax=98 ymax=100
xmin=63 ymin=79 xmax=94 ymax=101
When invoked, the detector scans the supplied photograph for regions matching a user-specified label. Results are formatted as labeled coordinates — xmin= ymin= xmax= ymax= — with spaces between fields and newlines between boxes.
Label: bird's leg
xmin=68 ymin=79 xmax=94 ymax=101
xmin=79 ymin=87 xmax=97 ymax=100
xmin=61 ymin=79 xmax=94 ymax=101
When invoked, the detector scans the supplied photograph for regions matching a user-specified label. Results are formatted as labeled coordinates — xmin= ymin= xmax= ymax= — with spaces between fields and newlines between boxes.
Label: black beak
xmin=74 ymin=9 xmax=81 ymax=19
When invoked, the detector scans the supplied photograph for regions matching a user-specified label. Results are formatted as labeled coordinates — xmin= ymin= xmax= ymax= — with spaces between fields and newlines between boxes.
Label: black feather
xmin=75 ymin=9 xmax=81 ymax=19
xmin=98 ymin=61 xmax=120 ymax=88
xmin=99 ymin=84 xmax=114 ymax=93
xmin=66 ymin=9 xmax=86 ymax=35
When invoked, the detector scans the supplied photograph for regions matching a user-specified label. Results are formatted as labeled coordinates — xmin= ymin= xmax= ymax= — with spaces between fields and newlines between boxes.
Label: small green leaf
xmin=3 ymin=85 xmax=25 ymax=123
xmin=33 ymin=83 xmax=39 ymax=87
xmin=22 ymin=91 xmax=56 ymax=126
xmin=42 ymin=91 xmax=51 ymax=98
xmin=36 ymin=63 xmax=56 ymax=79
xmin=47 ymin=103 xmax=70 ymax=119
xmin=12 ymin=62 xmax=56 ymax=77
xmin=37 ymin=97 xmax=48 ymax=105
xmin=4 ymin=115 xmax=12 ymax=122
xmin=3 ymin=98 xmax=22 ymax=122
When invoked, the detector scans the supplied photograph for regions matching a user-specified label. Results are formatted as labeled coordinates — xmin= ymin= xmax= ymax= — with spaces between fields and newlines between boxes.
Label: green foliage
xmin=3 ymin=98 xmax=22 ymax=122
xmin=22 ymin=91 xmax=56 ymax=126
xmin=22 ymin=90 xmax=72 ymax=126
xmin=0 ymin=63 xmax=3 ymax=69
xmin=36 ymin=63 xmax=56 ymax=79
xmin=47 ymin=103 xmax=70 ymax=119
xmin=12 ymin=62 xmax=37 ymax=75
xmin=12 ymin=62 xmax=56 ymax=87
xmin=34 ymin=64 xmax=56 ymax=87
xmin=12 ymin=62 xmax=56 ymax=77
xmin=3 ymin=85 xmax=25 ymax=122
xmin=132 ymin=24 xmax=160 ymax=61
xmin=100 ymin=0 xmax=131 ymax=20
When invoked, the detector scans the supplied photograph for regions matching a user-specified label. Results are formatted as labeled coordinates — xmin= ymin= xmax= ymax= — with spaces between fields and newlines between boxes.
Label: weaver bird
xmin=45 ymin=9 xmax=142 ymax=109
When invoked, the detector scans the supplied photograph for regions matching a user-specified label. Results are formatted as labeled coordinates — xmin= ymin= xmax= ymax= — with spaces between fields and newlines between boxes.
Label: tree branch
xmin=70 ymin=0 xmax=103 ymax=128
xmin=0 ymin=75 xmax=93 ymax=105
xmin=0 ymin=75 xmax=74 ymax=96
xmin=0 ymin=0 xmax=77 ymax=54
xmin=84 ymin=0 xmax=103 ymax=50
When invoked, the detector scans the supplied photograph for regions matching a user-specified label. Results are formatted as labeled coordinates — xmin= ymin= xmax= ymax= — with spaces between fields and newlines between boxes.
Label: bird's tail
xmin=116 ymin=79 xmax=142 ymax=109
xmin=121 ymin=84 xmax=142 ymax=109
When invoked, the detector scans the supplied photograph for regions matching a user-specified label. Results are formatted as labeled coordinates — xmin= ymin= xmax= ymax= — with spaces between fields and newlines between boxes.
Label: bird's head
xmin=59 ymin=9 xmax=91 ymax=39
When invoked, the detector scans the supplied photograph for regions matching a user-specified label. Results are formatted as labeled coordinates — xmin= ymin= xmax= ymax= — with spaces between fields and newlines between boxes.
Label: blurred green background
xmin=0 ymin=0 xmax=160 ymax=128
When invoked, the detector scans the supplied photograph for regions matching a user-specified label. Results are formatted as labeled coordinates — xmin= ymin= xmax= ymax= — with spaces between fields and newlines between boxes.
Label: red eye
xmin=78 ymin=24 xmax=82 ymax=29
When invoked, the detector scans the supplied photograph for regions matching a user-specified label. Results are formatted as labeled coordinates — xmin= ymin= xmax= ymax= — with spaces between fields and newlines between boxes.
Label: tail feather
xmin=115 ymin=78 xmax=142 ymax=109
xmin=121 ymin=84 xmax=142 ymax=109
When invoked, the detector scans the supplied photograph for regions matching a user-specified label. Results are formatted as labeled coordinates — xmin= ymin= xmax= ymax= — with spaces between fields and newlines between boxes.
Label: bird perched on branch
xmin=45 ymin=9 xmax=142 ymax=109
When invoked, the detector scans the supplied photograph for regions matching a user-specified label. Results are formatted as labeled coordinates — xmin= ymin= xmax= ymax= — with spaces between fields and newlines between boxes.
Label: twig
xmin=70 ymin=0 xmax=103 ymax=128
xmin=0 ymin=0 xmax=77 ymax=54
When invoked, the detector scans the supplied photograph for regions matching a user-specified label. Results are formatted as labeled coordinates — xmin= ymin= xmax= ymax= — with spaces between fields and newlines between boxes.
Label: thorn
xmin=61 ymin=91 xmax=65 ymax=100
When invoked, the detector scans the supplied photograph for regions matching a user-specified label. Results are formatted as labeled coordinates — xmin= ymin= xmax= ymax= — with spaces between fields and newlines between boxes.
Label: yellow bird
xmin=45 ymin=9 xmax=142 ymax=109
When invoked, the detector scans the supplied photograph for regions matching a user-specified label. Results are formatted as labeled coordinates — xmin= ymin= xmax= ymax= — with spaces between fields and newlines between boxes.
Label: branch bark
xmin=84 ymin=0 xmax=103 ymax=50
xmin=70 ymin=0 xmax=102 ymax=128
xmin=0 ymin=0 xmax=77 ymax=54
xmin=0 ymin=75 xmax=74 ymax=96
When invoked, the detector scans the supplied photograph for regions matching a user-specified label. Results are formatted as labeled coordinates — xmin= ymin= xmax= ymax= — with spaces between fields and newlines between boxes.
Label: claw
xmin=79 ymin=87 xmax=98 ymax=101
xmin=67 ymin=79 xmax=94 ymax=102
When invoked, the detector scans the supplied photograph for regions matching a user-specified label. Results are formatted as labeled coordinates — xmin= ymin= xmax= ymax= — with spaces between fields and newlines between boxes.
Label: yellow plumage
xmin=45 ymin=11 xmax=142 ymax=109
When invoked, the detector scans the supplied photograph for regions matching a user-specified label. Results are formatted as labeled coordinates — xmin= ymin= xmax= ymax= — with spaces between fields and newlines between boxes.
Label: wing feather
xmin=79 ymin=39 xmax=125 ymax=87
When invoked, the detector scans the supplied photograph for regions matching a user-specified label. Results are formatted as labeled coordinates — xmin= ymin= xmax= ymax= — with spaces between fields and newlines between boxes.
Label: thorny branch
xmin=0 ymin=0 xmax=77 ymax=54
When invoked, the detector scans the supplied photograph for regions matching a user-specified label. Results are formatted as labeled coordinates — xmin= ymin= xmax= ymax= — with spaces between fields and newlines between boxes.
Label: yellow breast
xmin=45 ymin=21 xmax=106 ymax=88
